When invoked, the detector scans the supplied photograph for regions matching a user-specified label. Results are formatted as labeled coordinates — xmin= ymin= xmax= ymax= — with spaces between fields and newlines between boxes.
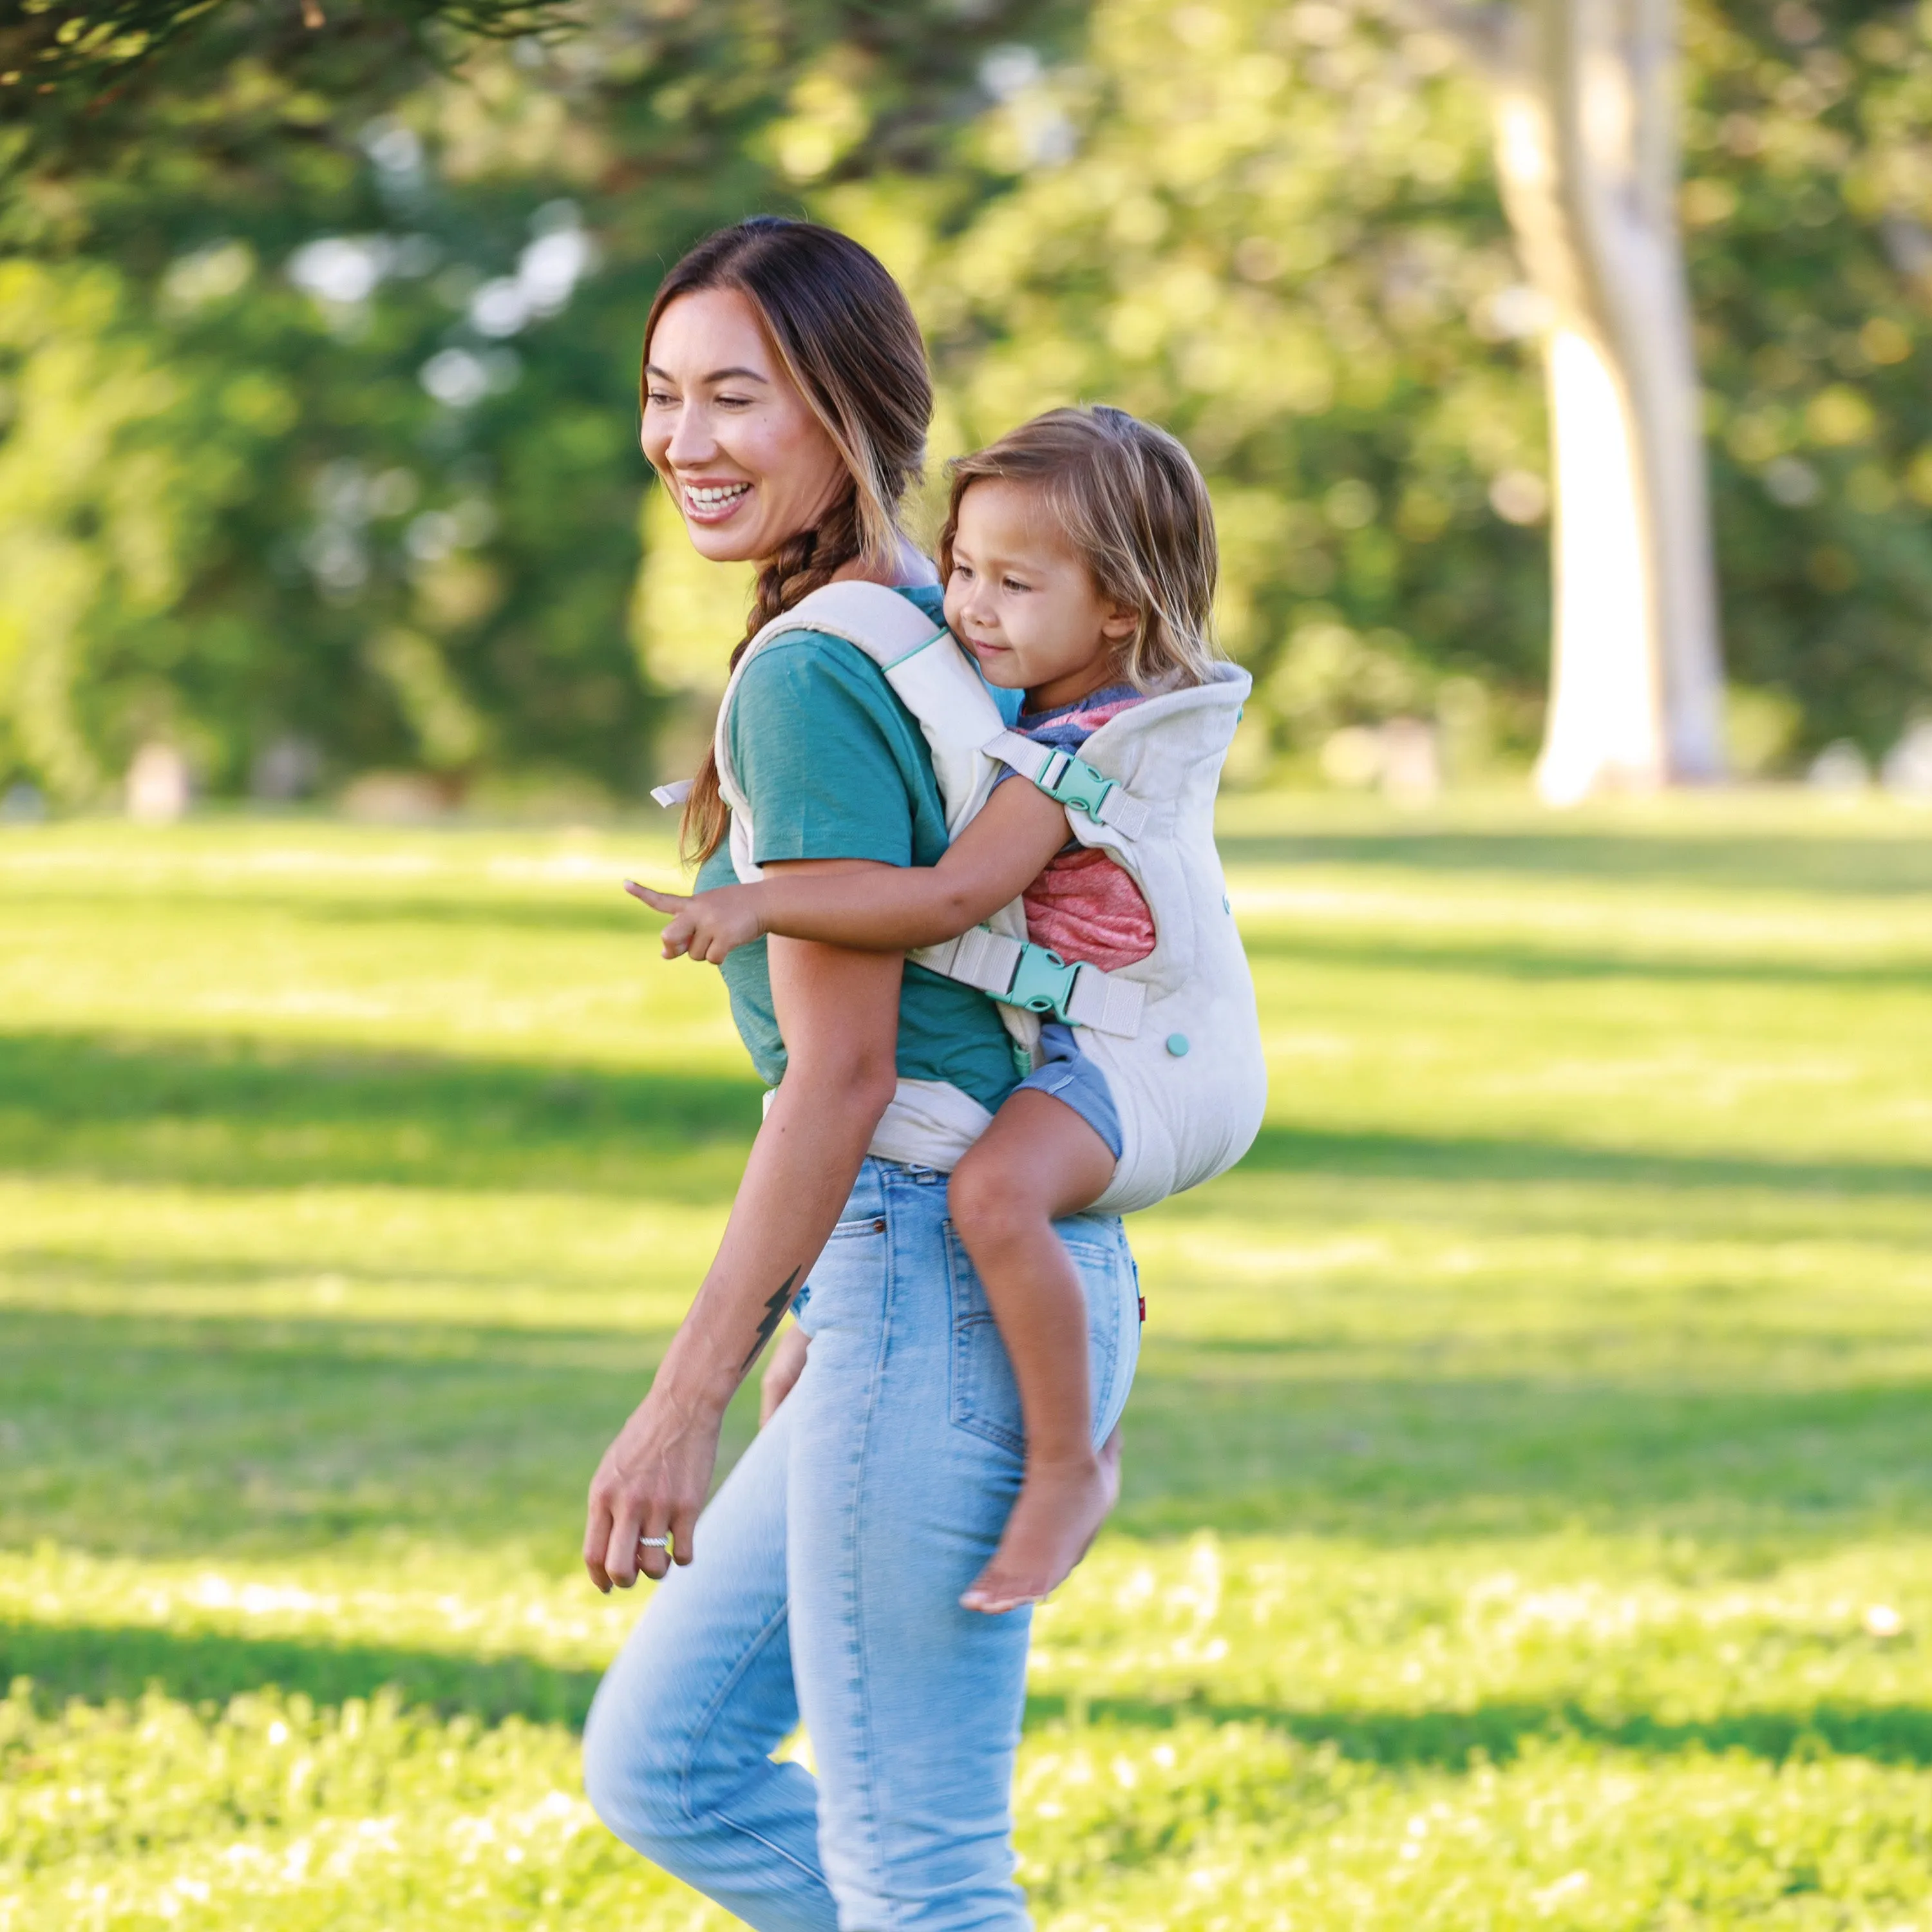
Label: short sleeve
xmin=728 ymin=633 xmax=923 ymax=867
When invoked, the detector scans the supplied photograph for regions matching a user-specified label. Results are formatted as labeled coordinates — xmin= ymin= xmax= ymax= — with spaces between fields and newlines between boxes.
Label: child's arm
xmin=627 ymin=778 xmax=1069 ymax=964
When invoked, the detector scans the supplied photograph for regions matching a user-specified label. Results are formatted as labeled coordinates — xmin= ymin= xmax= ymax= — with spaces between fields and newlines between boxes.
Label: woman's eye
xmin=715 ymin=393 xmax=753 ymax=410
xmin=646 ymin=390 xmax=677 ymax=408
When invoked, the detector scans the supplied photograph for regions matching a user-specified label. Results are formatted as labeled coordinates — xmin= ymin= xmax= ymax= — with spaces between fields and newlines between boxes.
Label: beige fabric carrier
xmin=687 ymin=581 xmax=1267 ymax=1215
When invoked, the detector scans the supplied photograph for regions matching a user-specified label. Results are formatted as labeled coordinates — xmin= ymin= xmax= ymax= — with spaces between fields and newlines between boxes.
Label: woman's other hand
xmin=583 ymin=1379 xmax=724 ymax=1591
xmin=625 ymin=878 xmax=763 ymax=963
xmin=759 ymin=1324 xmax=810 ymax=1425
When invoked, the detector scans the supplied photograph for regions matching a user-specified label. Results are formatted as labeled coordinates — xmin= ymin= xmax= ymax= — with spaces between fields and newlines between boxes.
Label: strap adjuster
xmin=992 ymin=941 xmax=1081 ymax=1022
xmin=1034 ymin=750 xmax=1116 ymax=822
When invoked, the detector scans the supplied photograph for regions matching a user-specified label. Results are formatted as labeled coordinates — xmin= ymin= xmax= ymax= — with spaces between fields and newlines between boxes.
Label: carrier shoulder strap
xmin=744 ymin=583 xmax=1001 ymax=839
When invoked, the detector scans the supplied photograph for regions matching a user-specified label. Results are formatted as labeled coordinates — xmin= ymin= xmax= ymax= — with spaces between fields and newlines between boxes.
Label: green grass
xmin=4 ymin=794 xmax=1931 ymax=1929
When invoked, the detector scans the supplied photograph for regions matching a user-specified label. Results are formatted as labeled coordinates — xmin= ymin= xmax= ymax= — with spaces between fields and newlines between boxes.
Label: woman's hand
xmin=625 ymin=878 xmax=764 ymax=964
xmin=759 ymin=1324 xmax=810 ymax=1425
xmin=583 ymin=1378 xmax=724 ymax=1591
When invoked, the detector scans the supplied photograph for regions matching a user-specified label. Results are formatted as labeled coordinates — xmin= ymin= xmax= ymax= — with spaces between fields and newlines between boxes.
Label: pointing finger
xmin=624 ymin=880 xmax=690 ymax=913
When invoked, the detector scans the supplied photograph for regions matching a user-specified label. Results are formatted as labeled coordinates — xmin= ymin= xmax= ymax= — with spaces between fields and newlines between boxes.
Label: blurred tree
xmin=1422 ymin=0 xmax=1728 ymax=801
xmin=833 ymin=0 xmax=1553 ymax=781
xmin=836 ymin=0 xmax=1932 ymax=780
xmin=0 ymin=0 xmax=1077 ymax=804
xmin=3 ymin=0 xmax=1929 ymax=802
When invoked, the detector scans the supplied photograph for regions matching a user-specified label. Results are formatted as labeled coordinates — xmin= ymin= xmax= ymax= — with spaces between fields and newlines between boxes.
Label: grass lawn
xmin=4 ymin=792 xmax=1931 ymax=1929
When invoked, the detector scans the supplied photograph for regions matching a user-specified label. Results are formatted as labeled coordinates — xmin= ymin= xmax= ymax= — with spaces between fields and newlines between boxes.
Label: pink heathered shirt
xmin=1012 ymin=687 xmax=1155 ymax=972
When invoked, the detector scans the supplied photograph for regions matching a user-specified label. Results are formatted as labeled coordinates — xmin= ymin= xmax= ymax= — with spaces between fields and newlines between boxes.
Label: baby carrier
xmin=673 ymin=582 xmax=1267 ymax=1215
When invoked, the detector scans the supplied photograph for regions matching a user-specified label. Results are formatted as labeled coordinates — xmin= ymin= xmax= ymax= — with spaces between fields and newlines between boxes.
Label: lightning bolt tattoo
xmin=741 ymin=1266 xmax=802 ymax=1372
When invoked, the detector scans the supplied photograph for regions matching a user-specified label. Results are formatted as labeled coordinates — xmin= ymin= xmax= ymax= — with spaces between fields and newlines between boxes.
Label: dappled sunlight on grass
xmin=5 ymin=795 xmax=1932 ymax=1925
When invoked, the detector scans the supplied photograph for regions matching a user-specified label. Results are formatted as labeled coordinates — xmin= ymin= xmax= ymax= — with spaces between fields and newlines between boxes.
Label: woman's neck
xmin=829 ymin=531 xmax=938 ymax=589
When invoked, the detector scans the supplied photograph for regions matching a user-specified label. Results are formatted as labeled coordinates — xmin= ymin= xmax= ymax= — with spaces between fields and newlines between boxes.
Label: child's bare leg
xmin=947 ymin=1089 xmax=1118 ymax=1613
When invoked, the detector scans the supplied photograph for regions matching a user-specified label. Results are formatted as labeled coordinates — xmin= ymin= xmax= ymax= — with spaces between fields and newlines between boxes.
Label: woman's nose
xmin=663 ymin=405 xmax=717 ymax=468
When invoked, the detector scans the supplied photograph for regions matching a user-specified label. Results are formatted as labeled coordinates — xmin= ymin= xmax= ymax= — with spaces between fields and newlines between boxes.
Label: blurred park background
xmin=6 ymin=1 xmax=1932 ymax=1927
xmin=3 ymin=0 xmax=1931 ymax=813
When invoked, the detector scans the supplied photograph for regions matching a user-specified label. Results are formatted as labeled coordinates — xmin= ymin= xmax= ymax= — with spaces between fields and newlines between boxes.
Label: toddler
xmin=630 ymin=406 xmax=1220 ymax=1612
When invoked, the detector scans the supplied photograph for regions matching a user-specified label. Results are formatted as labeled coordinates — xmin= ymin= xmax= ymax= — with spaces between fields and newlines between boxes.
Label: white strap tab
xmin=983 ymin=729 xmax=1056 ymax=786
xmin=1065 ymin=962 xmax=1146 ymax=1037
xmin=911 ymin=925 xmax=1024 ymax=995
xmin=650 ymin=780 xmax=693 ymax=808
xmin=1094 ymin=786 xmax=1150 ymax=840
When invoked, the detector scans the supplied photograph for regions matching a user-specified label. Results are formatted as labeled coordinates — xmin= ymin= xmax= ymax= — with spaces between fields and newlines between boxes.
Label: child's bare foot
xmin=961 ymin=1441 xmax=1121 ymax=1614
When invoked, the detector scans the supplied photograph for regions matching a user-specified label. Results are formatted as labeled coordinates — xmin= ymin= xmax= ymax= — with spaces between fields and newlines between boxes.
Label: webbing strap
xmin=913 ymin=928 xmax=1145 ymax=1037
xmin=982 ymin=730 xmax=1150 ymax=840
xmin=650 ymin=780 xmax=693 ymax=808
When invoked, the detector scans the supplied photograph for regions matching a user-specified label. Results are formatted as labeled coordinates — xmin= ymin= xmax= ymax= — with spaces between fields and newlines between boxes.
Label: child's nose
xmin=959 ymin=581 xmax=998 ymax=632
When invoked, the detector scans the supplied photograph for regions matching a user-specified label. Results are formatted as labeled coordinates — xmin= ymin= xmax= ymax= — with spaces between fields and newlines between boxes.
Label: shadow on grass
xmin=1022 ymin=1688 xmax=1932 ymax=1768
xmin=14 ymin=1616 xmax=1932 ymax=1776
xmin=1242 ymin=926 xmax=1932 ymax=993
xmin=1233 ymin=1121 xmax=1931 ymax=1199
xmin=1 ymin=1619 xmax=603 ymax=1727
xmin=0 ymin=1307 xmax=758 ymax=1556
xmin=5 ymin=1029 xmax=1925 ymax=1202
xmin=11 ymin=1298 xmax=1932 ymax=1556
xmin=0 ymin=1028 xmax=761 ymax=1198
xmin=1217 ymin=828 xmax=1932 ymax=898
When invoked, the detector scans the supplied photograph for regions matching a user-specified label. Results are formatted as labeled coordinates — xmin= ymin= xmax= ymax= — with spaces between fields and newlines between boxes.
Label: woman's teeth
xmin=685 ymin=482 xmax=750 ymax=511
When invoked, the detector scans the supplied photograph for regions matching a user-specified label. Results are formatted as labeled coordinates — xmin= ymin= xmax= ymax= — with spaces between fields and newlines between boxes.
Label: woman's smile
xmin=679 ymin=477 xmax=754 ymax=524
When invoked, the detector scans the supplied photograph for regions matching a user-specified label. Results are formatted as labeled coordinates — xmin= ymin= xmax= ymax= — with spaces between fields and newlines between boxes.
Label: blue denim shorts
xmin=1016 ymin=1020 xmax=1122 ymax=1158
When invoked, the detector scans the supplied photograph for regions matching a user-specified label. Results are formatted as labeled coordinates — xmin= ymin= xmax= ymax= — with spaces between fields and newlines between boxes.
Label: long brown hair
xmin=642 ymin=217 xmax=933 ymax=863
xmin=938 ymin=406 xmax=1221 ymax=693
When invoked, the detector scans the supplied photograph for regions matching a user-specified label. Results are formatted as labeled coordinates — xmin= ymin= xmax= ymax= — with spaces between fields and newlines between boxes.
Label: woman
xmin=580 ymin=216 xmax=1141 ymax=1931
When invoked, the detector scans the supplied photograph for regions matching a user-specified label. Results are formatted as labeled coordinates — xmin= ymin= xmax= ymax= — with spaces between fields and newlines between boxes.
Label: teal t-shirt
xmin=696 ymin=584 xmax=1025 ymax=1113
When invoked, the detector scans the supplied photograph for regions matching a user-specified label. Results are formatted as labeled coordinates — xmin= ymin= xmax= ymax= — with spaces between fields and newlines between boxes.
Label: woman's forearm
xmin=649 ymin=908 xmax=904 ymax=1412
xmin=654 ymin=1054 xmax=892 ymax=1414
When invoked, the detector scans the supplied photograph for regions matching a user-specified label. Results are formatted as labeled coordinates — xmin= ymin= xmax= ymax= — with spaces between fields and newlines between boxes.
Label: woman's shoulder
xmin=737 ymin=585 xmax=945 ymax=724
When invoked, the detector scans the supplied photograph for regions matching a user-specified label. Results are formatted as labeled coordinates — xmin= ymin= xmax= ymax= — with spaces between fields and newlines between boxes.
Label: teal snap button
xmin=1166 ymin=1033 xmax=1190 ymax=1057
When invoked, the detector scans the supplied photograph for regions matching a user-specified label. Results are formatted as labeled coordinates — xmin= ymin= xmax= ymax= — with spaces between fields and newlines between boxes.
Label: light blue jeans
xmin=583 ymin=1156 xmax=1141 ymax=1930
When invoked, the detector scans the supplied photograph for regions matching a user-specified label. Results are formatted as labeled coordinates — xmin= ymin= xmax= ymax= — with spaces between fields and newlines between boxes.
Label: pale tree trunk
xmin=1416 ymin=0 xmax=1727 ymax=800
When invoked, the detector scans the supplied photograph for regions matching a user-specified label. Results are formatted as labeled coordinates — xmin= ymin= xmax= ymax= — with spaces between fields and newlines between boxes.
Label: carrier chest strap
xmin=982 ymin=730 xmax=1150 ymax=840
xmin=912 ymin=927 xmax=1146 ymax=1037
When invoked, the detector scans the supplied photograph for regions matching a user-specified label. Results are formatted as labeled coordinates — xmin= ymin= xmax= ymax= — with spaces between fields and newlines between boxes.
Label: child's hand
xmin=624 ymin=879 xmax=763 ymax=964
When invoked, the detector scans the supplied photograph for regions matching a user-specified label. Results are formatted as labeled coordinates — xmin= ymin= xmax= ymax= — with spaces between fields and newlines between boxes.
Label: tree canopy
xmin=2 ymin=0 xmax=1927 ymax=804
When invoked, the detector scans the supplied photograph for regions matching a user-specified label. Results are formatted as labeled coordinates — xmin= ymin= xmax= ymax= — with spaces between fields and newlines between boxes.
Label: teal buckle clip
xmin=990 ymin=940 xmax=1080 ymax=1023
xmin=1034 ymin=749 xmax=1116 ymax=822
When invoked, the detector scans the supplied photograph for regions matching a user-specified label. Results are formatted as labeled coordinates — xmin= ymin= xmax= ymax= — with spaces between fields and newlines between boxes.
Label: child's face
xmin=943 ymin=479 xmax=1139 ymax=712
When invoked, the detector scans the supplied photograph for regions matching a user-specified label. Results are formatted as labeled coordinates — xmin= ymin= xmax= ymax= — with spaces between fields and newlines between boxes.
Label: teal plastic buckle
xmin=992 ymin=941 xmax=1079 ymax=1023
xmin=1034 ymin=750 xmax=1116 ymax=822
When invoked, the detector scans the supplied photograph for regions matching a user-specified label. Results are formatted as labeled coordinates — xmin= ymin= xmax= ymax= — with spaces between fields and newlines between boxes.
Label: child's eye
xmin=1003 ymin=576 xmax=1031 ymax=593
xmin=951 ymin=562 xmax=973 ymax=580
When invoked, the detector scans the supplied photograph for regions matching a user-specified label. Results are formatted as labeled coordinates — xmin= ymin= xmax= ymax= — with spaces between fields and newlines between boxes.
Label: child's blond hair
xmin=936 ymin=404 xmax=1220 ymax=692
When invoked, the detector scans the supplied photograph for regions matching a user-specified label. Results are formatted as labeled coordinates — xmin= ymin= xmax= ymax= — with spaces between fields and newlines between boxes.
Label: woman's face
xmin=642 ymin=287 xmax=849 ymax=564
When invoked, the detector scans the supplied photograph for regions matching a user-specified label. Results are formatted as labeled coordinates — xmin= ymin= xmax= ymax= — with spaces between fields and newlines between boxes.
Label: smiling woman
xmin=634 ymin=216 xmax=934 ymax=869
xmin=581 ymin=218 xmax=1144 ymax=1932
